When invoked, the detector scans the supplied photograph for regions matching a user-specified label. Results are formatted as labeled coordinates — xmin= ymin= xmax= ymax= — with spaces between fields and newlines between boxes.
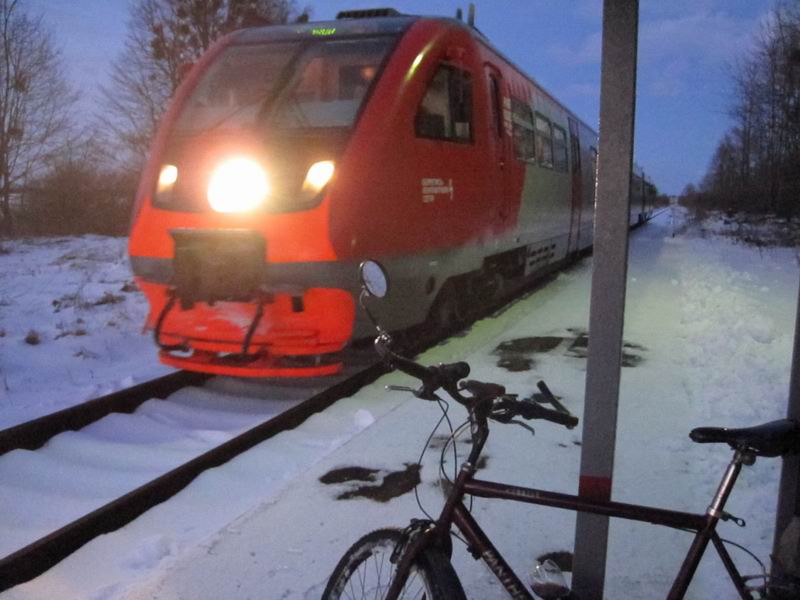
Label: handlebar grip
xmin=435 ymin=361 xmax=471 ymax=384
xmin=520 ymin=401 xmax=579 ymax=429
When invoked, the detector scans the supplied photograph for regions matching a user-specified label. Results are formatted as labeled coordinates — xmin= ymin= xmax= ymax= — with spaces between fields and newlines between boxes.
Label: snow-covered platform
xmin=3 ymin=210 xmax=797 ymax=599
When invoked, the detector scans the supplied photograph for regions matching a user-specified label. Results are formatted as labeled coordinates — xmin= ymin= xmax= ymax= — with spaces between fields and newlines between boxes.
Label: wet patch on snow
xmin=318 ymin=466 xmax=381 ymax=484
xmin=565 ymin=330 xmax=646 ymax=368
xmin=493 ymin=331 xmax=647 ymax=372
xmin=496 ymin=337 xmax=565 ymax=354
xmin=497 ymin=355 xmax=535 ymax=372
xmin=319 ymin=463 xmax=421 ymax=502
xmin=493 ymin=336 xmax=564 ymax=372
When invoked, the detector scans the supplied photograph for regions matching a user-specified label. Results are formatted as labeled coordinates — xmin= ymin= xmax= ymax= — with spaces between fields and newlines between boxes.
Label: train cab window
xmin=552 ymin=125 xmax=568 ymax=172
xmin=270 ymin=38 xmax=393 ymax=129
xmin=415 ymin=65 xmax=473 ymax=143
xmin=176 ymin=37 xmax=394 ymax=132
xmin=510 ymin=98 xmax=534 ymax=161
xmin=535 ymin=114 xmax=553 ymax=168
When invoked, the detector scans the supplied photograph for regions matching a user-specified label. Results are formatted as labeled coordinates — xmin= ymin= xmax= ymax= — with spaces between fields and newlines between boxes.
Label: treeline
xmin=688 ymin=2 xmax=800 ymax=216
xmin=0 ymin=0 xmax=307 ymax=237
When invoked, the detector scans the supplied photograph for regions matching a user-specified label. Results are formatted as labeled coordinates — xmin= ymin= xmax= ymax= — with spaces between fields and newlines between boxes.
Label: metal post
xmin=572 ymin=1 xmax=639 ymax=598
xmin=772 ymin=42 xmax=800 ymax=587
xmin=772 ymin=278 xmax=800 ymax=581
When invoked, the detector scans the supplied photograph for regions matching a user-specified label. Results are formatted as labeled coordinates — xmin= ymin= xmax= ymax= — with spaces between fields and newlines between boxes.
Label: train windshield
xmin=175 ymin=37 xmax=395 ymax=133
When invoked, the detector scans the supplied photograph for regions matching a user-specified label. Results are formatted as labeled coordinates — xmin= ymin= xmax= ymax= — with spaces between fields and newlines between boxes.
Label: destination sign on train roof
xmin=234 ymin=16 xmax=417 ymax=44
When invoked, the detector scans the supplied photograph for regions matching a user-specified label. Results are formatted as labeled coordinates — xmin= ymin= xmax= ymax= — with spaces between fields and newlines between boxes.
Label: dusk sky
xmin=28 ymin=0 xmax=773 ymax=194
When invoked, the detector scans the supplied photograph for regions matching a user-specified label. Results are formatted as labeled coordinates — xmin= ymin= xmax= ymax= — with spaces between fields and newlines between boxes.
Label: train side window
xmin=415 ymin=65 xmax=473 ymax=143
xmin=535 ymin=114 xmax=553 ymax=168
xmin=552 ymin=125 xmax=568 ymax=172
xmin=489 ymin=74 xmax=503 ymax=138
xmin=510 ymin=98 xmax=534 ymax=161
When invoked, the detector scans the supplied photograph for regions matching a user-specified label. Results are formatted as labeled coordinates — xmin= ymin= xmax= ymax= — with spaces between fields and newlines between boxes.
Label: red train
xmin=128 ymin=8 xmax=654 ymax=378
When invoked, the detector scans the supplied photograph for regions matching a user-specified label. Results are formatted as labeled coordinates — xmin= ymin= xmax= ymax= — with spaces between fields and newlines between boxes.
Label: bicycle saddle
xmin=689 ymin=419 xmax=800 ymax=457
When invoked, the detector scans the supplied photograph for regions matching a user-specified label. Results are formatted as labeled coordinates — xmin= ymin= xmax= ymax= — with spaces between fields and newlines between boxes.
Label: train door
xmin=485 ymin=65 xmax=512 ymax=233
xmin=567 ymin=117 xmax=583 ymax=254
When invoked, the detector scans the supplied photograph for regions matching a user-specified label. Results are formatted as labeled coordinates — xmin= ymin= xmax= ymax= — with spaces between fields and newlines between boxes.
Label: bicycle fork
xmin=667 ymin=449 xmax=754 ymax=600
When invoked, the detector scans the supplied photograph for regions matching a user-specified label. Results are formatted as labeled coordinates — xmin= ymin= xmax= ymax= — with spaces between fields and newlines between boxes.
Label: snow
xmin=1 ymin=208 xmax=798 ymax=599
xmin=0 ymin=237 xmax=170 ymax=429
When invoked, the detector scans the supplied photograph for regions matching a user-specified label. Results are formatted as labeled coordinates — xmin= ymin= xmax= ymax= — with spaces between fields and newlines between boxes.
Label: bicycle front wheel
xmin=322 ymin=528 xmax=466 ymax=600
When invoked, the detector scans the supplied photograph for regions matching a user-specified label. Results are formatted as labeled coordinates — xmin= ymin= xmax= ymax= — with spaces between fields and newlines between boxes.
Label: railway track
xmin=0 ymin=354 xmax=384 ymax=592
xmin=0 ymin=219 xmax=664 ymax=592
xmin=0 ymin=370 xmax=210 ymax=456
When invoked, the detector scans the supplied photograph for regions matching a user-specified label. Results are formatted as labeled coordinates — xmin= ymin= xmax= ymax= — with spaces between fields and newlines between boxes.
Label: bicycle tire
xmin=322 ymin=528 xmax=466 ymax=600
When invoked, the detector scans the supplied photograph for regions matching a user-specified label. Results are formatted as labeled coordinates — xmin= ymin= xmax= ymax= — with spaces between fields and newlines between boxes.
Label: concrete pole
xmin=571 ymin=1 xmax=639 ymax=598
xmin=772 ymin=278 xmax=800 ymax=581
xmin=771 ymin=41 xmax=800 ymax=587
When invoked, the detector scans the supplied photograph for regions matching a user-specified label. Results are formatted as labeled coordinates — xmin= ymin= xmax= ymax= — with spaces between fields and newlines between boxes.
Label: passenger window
xmin=511 ymin=98 xmax=535 ymax=161
xmin=489 ymin=74 xmax=503 ymax=138
xmin=552 ymin=125 xmax=568 ymax=172
xmin=415 ymin=65 xmax=473 ymax=143
xmin=535 ymin=114 xmax=553 ymax=167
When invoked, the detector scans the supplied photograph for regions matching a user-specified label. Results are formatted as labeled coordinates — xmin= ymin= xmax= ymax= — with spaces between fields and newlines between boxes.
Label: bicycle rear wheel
xmin=322 ymin=528 xmax=466 ymax=600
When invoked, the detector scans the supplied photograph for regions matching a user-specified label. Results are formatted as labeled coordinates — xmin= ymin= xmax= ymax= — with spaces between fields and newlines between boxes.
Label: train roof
xmin=231 ymin=11 xmax=596 ymax=137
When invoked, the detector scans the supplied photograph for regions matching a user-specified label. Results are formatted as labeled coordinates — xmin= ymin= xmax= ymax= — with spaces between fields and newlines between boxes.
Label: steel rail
xmin=0 ymin=370 xmax=210 ymax=456
xmin=0 ymin=360 xmax=388 ymax=592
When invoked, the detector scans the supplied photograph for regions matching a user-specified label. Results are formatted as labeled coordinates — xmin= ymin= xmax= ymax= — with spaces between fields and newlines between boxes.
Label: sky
xmin=25 ymin=0 xmax=774 ymax=195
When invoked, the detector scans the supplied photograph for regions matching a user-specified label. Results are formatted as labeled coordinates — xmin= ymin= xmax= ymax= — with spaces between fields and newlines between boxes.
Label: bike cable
xmin=412 ymin=396 xmax=456 ymax=522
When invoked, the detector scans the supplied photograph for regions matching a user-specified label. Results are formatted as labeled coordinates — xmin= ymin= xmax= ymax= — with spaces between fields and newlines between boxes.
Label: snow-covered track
xmin=0 ymin=357 xmax=388 ymax=592
xmin=0 ymin=229 xmax=640 ymax=592
xmin=0 ymin=370 xmax=210 ymax=456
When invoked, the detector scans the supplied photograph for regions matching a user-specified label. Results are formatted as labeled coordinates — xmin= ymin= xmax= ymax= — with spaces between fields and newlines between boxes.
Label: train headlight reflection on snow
xmin=207 ymin=157 xmax=269 ymax=213
xmin=302 ymin=160 xmax=335 ymax=195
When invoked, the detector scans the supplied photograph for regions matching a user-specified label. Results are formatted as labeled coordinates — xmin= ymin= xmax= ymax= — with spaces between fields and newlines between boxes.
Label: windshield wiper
xmin=198 ymin=43 xmax=309 ymax=135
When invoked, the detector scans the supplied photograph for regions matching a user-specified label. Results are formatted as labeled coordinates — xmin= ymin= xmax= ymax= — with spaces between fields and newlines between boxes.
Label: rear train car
xmin=128 ymin=9 xmax=600 ymax=377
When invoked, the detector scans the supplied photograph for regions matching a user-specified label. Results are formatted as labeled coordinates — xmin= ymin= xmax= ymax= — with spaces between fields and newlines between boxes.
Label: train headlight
xmin=158 ymin=164 xmax=178 ymax=188
xmin=302 ymin=160 xmax=335 ymax=196
xmin=154 ymin=164 xmax=178 ymax=204
xmin=207 ymin=157 xmax=270 ymax=213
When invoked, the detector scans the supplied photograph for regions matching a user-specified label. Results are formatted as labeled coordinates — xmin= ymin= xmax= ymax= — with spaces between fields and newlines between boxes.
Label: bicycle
xmin=322 ymin=260 xmax=800 ymax=600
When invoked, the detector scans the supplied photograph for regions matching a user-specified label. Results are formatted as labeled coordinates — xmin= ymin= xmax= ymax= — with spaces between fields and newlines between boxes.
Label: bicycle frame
xmin=386 ymin=424 xmax=756 ymax=600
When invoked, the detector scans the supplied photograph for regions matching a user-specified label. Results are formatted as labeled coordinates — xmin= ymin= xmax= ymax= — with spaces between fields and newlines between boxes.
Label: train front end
xmin=128 ymin=17 xmax=412 ymax=377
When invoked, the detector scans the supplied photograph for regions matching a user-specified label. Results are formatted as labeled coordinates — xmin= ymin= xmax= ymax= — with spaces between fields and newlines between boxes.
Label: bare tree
xmin=101 ymin=0 xmax=307 ymax=162
xmin=700 ymin=1 xmax=800 ymax=216
xmin=0 ymin=0 xmax=76 ymax=236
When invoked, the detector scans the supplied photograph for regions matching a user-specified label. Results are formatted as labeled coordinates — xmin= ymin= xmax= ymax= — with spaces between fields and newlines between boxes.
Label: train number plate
xmin=171 ymin=229 xmax=266 ymax=304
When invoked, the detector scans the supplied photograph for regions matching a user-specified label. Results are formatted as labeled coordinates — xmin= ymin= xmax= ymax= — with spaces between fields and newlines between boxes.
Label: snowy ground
xmin=0 ymin=237 xmax=169 ymax=429
xmin=1 ymin=208 xmax=798 ymax=599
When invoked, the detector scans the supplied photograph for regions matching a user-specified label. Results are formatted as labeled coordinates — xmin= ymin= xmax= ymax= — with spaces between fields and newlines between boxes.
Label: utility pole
xmin=571 ymin=1 xmax=639 ymax=597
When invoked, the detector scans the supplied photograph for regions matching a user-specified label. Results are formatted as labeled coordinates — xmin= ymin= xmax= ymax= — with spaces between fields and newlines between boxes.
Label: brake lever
xmin=489 ymin=398 xmax=535 ymax=437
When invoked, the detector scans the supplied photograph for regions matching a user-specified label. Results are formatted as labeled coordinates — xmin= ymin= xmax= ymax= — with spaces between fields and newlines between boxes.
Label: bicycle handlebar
xmin=375 ymin=334 xmax=578 ymax=429
xmin=374 ymin=334 xmax=470 ymax=400
xmin=517 ymin=400 xmax=579 ymax=429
